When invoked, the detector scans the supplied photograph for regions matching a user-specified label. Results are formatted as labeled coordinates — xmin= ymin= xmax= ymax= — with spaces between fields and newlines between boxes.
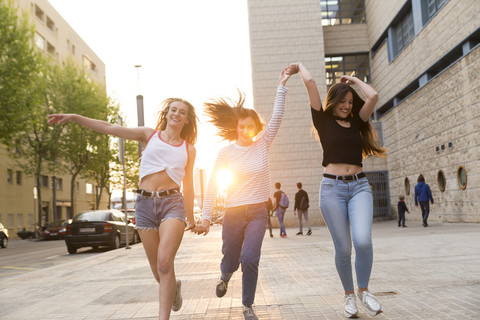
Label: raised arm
xmin=287 ymin=62 xmax=322 ymax=111
xmin=48 ymin=113 xmax=154 ymax=143
xmin=339 ymin=75 xmax=378 ymax=122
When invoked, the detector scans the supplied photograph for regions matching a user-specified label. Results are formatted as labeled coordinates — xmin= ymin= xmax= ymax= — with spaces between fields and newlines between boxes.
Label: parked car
xmin=43 ymin=220 xmax=69 ymax=240
xmin=0 ymin=222 xmax=8 ymax=248
xmin=65 ymin=209 xmax=139 ymax=254
xmin=120 ymin=208 xmax=136 ymax=225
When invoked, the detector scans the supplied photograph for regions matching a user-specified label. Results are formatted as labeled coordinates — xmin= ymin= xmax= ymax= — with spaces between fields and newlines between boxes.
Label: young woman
xmin=48 ymin=98 xmax=200 ymax=320
xmin=288 ymin=63 xmax=386 ymax=318
xmin=198 ymin=68 xmax=292 ymax=320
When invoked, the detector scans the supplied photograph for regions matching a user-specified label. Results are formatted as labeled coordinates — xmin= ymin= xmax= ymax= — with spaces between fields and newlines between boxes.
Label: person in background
xmin=200 ymin=67 xmax=293 ymax=320
xmin=294 ymin=182 xmax=312 ymax=235
xmin=414 ymin=174 xmax=434 ymax=227
xmin=48 ymin=97 xmax=201 ymax=320
xmin=273 ymin=182 xmax=288 ymax=238
xmin=288 ymin=62 xmax=386 ymax=318
xmin=397 ymin=195 xmax=410 ymax=227
xmin=266 ymin=197 xmax=274 ymax=237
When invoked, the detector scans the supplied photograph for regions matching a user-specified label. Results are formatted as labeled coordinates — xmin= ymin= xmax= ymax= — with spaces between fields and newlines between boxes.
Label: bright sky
xmin=48 ymin=0 xmax=252 ymax=172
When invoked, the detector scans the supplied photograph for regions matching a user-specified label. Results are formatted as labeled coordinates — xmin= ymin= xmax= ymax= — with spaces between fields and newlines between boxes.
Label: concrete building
xmin=247 ymin=0 xmax=480 ymax=226
xmin=0 ymin=0 xmax=108 ymax=238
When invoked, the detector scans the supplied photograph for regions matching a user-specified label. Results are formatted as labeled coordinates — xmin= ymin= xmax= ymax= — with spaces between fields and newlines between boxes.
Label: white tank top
xmin=139 ymin=131 xmax=188 ymax=187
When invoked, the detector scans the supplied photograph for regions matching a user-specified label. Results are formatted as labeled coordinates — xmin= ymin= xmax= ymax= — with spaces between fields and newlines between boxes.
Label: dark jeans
xmin=398 ymin=212 xmax=406 ymax=226
xmin=220 ymin=202 xmax=267 ymax=307
xmin=419 ymin=201 xmax=430 ymax=223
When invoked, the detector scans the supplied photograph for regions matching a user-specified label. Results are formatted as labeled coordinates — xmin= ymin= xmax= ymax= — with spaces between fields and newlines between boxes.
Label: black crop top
xmin=311 ymin=106 xmax=365 ymax=167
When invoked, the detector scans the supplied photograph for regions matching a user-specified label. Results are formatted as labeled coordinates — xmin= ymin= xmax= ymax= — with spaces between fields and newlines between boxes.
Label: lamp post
xmin=135 ymin=65 xmax=144 ymax=158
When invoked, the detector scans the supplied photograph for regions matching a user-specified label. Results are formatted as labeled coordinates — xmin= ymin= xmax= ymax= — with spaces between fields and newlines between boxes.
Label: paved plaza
xmin=2 ymin=221 xmax=480 ymax=319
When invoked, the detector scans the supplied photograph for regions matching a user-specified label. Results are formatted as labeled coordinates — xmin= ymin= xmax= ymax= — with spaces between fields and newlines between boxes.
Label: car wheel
xmin=132 ymin=231 xmax=138 ymax=244
xmin=110 ymin=235 xmax=120 ymax=250
xmin=0 ymin=237 xmax=8 ymax=248
xmin=67 ymin=245 xmax=77 ymax=254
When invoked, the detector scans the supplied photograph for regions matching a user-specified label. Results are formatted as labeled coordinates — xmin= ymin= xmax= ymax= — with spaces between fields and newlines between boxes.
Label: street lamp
xmin=135 ymin=65 xmax=144 ymax=158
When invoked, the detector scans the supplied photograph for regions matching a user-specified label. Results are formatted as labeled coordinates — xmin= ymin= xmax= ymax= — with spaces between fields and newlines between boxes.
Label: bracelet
xmin=186 ymin=223 xmax=196 ymax=231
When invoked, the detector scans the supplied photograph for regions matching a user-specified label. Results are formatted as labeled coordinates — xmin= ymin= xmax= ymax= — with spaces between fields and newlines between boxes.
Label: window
xmin=394 ymin=11 xmax=414 ymax=55
xmin=404 ymin=177 xmax=410 ymax=195
xmin=34 ymin=32 xmax=45 ymax=51
xmin=426 ymin=0 xmax=447 ymax=19
xmin=17 ymin=214 xmax=23 ymax=228
xmin=321 ymin=0 xmax=365 ymax=26
xmin=55 ymin=178 xmax=63 ymax=190
xmin=47 ymin=42 xmax=56 ymax=56
xmin=28 ymin=214 xmax=34 ymax=227
xmin=86 ymin=183 xmax=94 ymax=194
xmin=34 ymin=4 xmax=45 ymax=22
xmin=7 ymin=169 xmax=13 ymax=183
xmin=82 ymin=56 xmax=96 ymax=72
xmin=325 ymin=54 xmax=370 ymax=86
xmin=41 ymin=175 xmax=49 ymax=188
xmin=16 ymin=171 xmax=22 ymax=185
xmin=437 ymin=170 xmax=446 ymax=192
xmin=46 ymin=16 xmax=55 ymax=32
xmin=7 ymin=213 xmax=14 ymax=228
xmin=457 ymin=166 xmax=467 ymax=190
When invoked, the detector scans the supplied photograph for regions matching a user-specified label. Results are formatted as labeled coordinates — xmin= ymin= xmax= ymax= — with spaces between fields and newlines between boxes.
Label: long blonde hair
xmin=155 ymin=98 xmax=199 ymax=145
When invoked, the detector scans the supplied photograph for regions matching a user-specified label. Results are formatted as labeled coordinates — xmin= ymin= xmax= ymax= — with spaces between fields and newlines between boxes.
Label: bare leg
xmin=138 ymin=220 xmax=185 ymax=320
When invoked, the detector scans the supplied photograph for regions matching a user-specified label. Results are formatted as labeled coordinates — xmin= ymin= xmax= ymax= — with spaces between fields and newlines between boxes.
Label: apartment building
xmin=247 ymin=0 xmax=480 ymax=225
xmin=0 ymin=0 xmax=108 ymax=238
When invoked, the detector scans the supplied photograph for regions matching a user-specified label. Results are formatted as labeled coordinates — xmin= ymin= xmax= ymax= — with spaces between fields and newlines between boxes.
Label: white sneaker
xmin=171 ymin=280 xmax=182 ymax=312
xmin=358 ymin=290 xmax=382 ymax=316
xmin=243 ymin=305 xmax=258 ymax=320
xmin=344 ymin=293 xmax=358 ymax=318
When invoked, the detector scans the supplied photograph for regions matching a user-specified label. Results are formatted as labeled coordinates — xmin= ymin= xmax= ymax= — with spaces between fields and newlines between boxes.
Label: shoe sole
xmin=172 ymin=280 xmax=182 ymax=311
xmin=344 ymin=310 xmax=358 ymax=318
xmin=216 ymin=282 xmax=228 ymax=297
xmin=366 ymin=309 xmax=382 ymax=317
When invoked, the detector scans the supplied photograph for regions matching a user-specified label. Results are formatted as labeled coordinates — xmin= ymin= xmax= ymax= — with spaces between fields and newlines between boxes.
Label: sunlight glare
xmin=217 ymin=169 xmax=233 ymax=192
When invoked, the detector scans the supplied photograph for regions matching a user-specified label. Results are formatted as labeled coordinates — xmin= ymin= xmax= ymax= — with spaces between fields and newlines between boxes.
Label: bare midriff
xmin=325 ymin=163 xmax=363 ymax=176
xmin=139 ymin=170 xmax=180 ymax=192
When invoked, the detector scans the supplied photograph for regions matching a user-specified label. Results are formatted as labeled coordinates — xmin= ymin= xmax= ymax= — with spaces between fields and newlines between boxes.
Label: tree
xmin=0 ymin=0 xmax=43 ymax=144
xmin=48 ymin=59 xmax=110 ymax=216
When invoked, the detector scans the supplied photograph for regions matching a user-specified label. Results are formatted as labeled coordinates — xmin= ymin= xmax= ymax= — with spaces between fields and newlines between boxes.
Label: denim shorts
xmin=135 ymin=192 xmax=186 ymax=229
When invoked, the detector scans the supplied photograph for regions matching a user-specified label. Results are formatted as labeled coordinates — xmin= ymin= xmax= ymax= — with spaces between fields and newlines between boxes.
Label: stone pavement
xmin=1 ymin=221 xmax=480 ymax=320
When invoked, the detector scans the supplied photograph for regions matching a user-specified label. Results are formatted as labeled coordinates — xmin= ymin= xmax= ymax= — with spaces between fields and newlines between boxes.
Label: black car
xmin=0 ymin=222 xmax=8 ymax=248
xmin=65 ymin=209 xmax=139 ymax=254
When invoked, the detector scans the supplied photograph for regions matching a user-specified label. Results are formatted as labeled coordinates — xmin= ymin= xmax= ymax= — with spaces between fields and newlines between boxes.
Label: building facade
xmin=0 ymin=0 xmax=108 ymax=238
xmin=247 ymin=0 xmax=480 ymax=226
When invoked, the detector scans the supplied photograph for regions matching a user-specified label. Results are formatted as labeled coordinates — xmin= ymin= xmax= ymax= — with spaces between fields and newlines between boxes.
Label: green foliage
xmin=0 ymin=0 xmax=44 ymax=144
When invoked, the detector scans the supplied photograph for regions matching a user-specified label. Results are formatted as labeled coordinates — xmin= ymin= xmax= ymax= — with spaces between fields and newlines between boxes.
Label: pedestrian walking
xmin=48 ymin=97 xmax=202 ymax=320
xmin=266 ymin=197 xmax=274 ymax=237
xmin=294 ymin=182 xmax=312 ymax=235
xmin=414 ymin=174 xmax=434 ymax=227
xmin=288 ymin=62 xmax=386 ymax=318
xmin=397 ymin=195 xmax=410 ymax=227
xmin=273 ymin=182 xmax=289 ymax=237
xmin=200 ymin=67 xmax=292 ymax=320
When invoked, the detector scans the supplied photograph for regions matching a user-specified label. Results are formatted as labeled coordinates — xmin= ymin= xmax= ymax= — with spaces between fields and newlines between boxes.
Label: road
xmin=0 ymin=239 xmax=113 ymax=280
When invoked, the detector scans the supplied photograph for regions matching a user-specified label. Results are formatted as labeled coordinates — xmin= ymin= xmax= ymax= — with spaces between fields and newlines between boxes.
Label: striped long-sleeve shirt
xmin=202 ymin=85 xmax=288 ymax=222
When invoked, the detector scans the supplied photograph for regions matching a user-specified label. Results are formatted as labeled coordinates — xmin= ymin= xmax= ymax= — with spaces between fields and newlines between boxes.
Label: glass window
xmin=17 ymin=214 xmax=23 ymax=228
xmin=41 ymin=175 xmax=49 ymax=187
xmin=86 ymin=183 xmax=94 ymax=194
xmin=394 ymin=11 xmax=414 ymax=54
xmin=437 ymin=170 xmax=446 ymax=192
xmin=7 ymin=169 xmax=13 ymax=183
xmin=16 ymin=171 xmax=22 ymax=185
xmin=325 ymin=54 xmax=370 ymax=86
xmin=321 ymin=0 xmax=365 ymax=26
xmin=404 ymin=177 xmax=410 ymax=195
xmin=55 ymin=178 xmax=63 ymax=190
xmin=457 ymin=166 xmax=467 ymax=190
xmin=427 ymin=0 xmax=447 ymax=19
xmin=34 ymin=33 xmax=45 ymax=51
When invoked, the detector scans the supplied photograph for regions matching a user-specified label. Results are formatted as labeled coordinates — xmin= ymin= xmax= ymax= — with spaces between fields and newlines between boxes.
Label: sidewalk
xmin=1 ymin=221 xmax=480 ymax=320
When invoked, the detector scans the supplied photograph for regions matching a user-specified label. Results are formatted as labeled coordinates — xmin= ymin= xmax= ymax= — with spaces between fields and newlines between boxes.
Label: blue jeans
xmin=275 ymin=207 xmax=287 ymax=235
xmin=135 ymin=192 xmax=186 ymax=229
xmin=320 ymin=177 xmax=373 ymax=292
xmin=220 ymin=202 xmax=267 ymax=307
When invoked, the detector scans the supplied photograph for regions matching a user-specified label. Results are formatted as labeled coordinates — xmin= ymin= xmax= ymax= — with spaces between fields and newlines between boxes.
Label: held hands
xmin=47 ymin=114 xmax=74 ymax=125
xmin=188 ymin=219 xmax=210 ymax=236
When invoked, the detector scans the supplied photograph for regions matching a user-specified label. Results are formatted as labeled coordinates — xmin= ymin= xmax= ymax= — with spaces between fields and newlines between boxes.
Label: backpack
xmin=299 ymin=195 xmax=309 ymax=210
xmin=279 ymin=192 xmax=289 ymax=209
